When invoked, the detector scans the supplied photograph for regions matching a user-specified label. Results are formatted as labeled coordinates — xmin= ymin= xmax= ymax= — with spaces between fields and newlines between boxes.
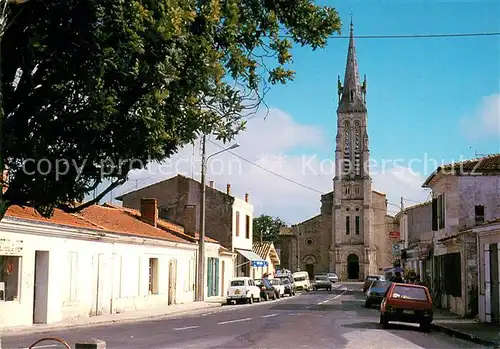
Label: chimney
xmin=209 ymin=180 xmax=214 ymax=188
xmin=140 ymin=198 xmax=158 ymax=227
xmin=184 ymin=205 xmax=197 ymax=237
xmin=226 ymin=183 xmax=231 ymax=195
xmin=245 ymin=193 xmax=249 ymax=202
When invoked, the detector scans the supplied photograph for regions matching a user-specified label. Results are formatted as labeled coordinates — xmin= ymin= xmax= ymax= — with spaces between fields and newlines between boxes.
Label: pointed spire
xmin=338 ymin=18 xmax=366 ymax=113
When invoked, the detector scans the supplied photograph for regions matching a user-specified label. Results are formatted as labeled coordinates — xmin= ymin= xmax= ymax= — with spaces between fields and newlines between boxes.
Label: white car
xmin=226 ymin=277 xmax=261 ymax=304
xmin=327 ymin=273 xmax=339 ymax=283
xmin=270 ymin=278 xmax=285 ymax=298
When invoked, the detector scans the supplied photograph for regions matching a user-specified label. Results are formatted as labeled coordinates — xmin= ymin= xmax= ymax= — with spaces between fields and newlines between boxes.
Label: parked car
xmin=363 ymin=275 xmax=384 ymax=292
xmin=259 ymin=278 xmax=277 ymax=301
xmin=270 ymin=278 xmax=285 ymax=298
xmin=327 ymin=272 xmax=339 ymax=283
xmin=313 ymin=274 xmax=332 ymax=291
xmin=226 ymin=277 xmax=261 ymax=304
xmin=365 ymin=280 xmax=392 ymax=308
xmin=379 ymin=282 xmax=433 ymax=332
xmin=282 ymin=278 xmax=295 ymax=296
xmin=293 ymin=271 xmax=312 ymax=292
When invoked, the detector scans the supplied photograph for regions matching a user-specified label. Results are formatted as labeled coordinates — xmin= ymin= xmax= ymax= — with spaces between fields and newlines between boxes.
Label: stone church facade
xmin=279 ymin=22 xmax=397 ymax=281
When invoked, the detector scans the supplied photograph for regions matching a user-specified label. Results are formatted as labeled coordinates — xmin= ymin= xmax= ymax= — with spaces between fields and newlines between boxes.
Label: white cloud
xmin=93 ymin=108 xmax=430 ymax=224
xmin=460 ymin=94 xmax=500 ymax=140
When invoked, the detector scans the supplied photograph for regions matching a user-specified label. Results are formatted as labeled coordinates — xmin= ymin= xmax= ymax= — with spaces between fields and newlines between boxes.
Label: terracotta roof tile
xmin=253 ymin=242 xmax=272 ymax=259
xmin=6 ymin=206 xmax=100 ymax=230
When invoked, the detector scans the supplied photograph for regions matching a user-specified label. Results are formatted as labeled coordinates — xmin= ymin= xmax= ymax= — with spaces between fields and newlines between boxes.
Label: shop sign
xmin=389 ymin=231 xmax=400 ymax=239
xmin=392 ymin=243 xmax=401 ymax=256
xmin=0 ymin=238 xmax=23 ymax=256
xmin=418 ymin=243 xmax=430 ymax=259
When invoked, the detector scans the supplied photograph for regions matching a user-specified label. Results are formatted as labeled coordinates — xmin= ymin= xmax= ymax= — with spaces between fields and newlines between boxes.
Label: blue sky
xmin=264 ymin=0 xmax=499 ymax=170
xmin=106 ymin=0 xmax=499 ymax=223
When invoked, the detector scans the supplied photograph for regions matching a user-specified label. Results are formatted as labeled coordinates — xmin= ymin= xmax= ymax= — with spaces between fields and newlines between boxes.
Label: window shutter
xmin=432 ymin=198 xmax=438 ymax=231
xmin=215 ymin=258 xmax=220 ymax=296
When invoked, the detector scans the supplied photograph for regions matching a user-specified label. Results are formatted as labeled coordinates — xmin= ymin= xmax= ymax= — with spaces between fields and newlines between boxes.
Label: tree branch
xmin=58 ymin=177 xmax=127 ymax=213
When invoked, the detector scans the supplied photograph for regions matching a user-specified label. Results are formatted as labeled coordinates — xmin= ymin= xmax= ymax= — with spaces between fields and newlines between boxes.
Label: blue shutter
xmin=215 ymin=258 xmax=220 ymax=296
xmin=207 ymin=257 xmax=213 ymax=297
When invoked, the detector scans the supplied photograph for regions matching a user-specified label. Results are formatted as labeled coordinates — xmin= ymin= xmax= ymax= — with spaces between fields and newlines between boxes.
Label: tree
xmin=253 ymin=214 xmax=286 ymax=244
xmin=0 ymin=0 xmax=341 ymax=219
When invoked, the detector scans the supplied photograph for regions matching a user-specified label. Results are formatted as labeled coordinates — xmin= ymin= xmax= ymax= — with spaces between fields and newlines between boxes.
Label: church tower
xmin=331 ymin=20 xmax=377 ymax=281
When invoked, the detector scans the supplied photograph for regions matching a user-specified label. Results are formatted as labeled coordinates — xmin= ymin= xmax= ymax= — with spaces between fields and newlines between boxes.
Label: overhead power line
xmin=279 ymin=32 xmax=500 ymax=39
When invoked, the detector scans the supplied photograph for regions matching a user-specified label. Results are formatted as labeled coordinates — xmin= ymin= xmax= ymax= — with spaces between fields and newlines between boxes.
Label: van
xmin=292 ymin=271 xmax=311 ymax=292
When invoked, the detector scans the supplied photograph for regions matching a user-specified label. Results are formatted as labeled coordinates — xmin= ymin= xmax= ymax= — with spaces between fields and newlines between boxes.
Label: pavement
xmin=1 ymin=282 xmax=492 ymax=349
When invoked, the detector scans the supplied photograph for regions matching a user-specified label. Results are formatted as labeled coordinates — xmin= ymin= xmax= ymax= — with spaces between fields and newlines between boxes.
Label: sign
xmin=251 ymin=260 xmax=268 ymax=268
xmin=389 ymin=231 xmax=400 ymax=239
xmin=391 ymin=243 xmax=401 ymax=256
xmin=418 ymin=243 xmax=430 ymax=259
xmin=0 ymin=238 xmax=23 ymax=256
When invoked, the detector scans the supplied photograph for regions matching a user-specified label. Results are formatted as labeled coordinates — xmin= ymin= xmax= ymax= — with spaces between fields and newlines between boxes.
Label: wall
xmin=372 ymin=191 xmax=392 ymax=275
xmin=294 ymin=215 xmax=327 ymax=275
xmin=406 ymin=202 xmax=432 ymax=246
xmin=232 ymin=197 xmax=253 ymax=251
xmin=459 ymin=176 xmax=500 ymax=230
xmin=477 ymin=225 xmax=500 ymax=323
xmin=0 ymin=219 xmax=197 ymax=328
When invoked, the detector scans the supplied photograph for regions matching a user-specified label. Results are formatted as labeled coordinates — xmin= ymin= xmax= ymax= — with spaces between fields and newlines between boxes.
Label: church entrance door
xmin=347 ymin=254 xmax=359 ymax=280
xmin=306 ymin=264 xmax=314 ymax=279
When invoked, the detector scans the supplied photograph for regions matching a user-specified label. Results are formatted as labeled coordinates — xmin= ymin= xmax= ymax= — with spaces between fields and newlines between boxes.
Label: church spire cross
xmin=337 ymin=16 xmax=367 ymax=113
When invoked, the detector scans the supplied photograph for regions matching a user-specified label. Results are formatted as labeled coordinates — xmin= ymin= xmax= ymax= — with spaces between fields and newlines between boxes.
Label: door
xmin=168 ymin=259 xmax=177 ymax=305
xmin=91 ymin=254 xmax=105 ymax=316
xmin=221 ymin=261 xmax=225 ymax=297
xmin=33 ymin=251 xmax=50 ymax=324
xmin=207 ymin=257 xmax=213 ymax=297
xmin=306 ymin=263 xmax=314 ymax=280
xmin=490 ymin=243 xmax=499 ymax=324
xmin=214 ymin=258 xmax=220 ymax=296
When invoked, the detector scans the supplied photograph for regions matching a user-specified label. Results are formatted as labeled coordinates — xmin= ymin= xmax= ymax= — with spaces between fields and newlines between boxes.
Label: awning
xmin=235 ymin=249 xmax=268 ymax=267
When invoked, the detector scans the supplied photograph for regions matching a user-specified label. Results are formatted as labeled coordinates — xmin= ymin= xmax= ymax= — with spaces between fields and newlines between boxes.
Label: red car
xmin=380 ymin=282 xmax=433 ymax=332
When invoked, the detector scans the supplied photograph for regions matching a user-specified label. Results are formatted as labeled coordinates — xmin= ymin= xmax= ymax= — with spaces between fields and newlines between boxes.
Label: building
xmin=395 ymin=202 xmax=433 ymax=283
xmin=115 ymin=174 xmax=266 ymax=277
xmin=279 ymin=21 xmax=394 ymax=281
xmin=477 ymin=219 xmax=500 ymax=324
xmin=252 ymin=241 xmax=280 ymax=279
xmin=422 ymin=154 xmax=500 ymax=317
xmin=0 ymin=200 xmax=234 ymax=328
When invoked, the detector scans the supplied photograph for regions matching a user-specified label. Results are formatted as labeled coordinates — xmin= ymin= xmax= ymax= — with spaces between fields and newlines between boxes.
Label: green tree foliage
xmin=0 ymin=0 xmax=341 ymax=219
xmin=253 ymin=214 xmax=286 ymax=243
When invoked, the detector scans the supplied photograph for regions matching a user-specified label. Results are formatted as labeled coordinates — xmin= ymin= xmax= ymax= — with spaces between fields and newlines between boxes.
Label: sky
xmin=94 ymin=0 xmax=500 ymax=225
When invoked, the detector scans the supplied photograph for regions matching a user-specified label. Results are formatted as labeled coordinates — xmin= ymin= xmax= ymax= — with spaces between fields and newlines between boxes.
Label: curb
xmin=431 ymin=323 xmax=500 ymax=348
xmin=3 ymin=303 xmax=222 ymax=336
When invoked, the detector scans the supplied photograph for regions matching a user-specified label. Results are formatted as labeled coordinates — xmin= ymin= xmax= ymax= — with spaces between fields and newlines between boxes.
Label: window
xmin=391 ymin=285 xmax=428 ymax=301
xmin=475 ymin=205 xmax=485 ymax=224
xmin=245 ymin=215 xmax=250 ymax=239
xmin=432 ymin=194 xmax=446 ymax=230
xmin=346 ymin=216 xmax=350 ymax=235
xmin=67 ymin=252 xmax=78 ymax=302
xmin=354 ymin=123 xmax=361 ymax=175
xmin=355 ymin=216 xmax=360 ymax=235
xmin=344 ymin=186 xmax=351 ymax=196
xmin=355 ymin=186 xmax=360 ymax=195
xmin=306 ymin=238 xmax=313 ymax=245
xmin=148 ymin=258 xmax=159 ymax=295
xmin=344 ymin=121 xmax=351 ymax=174
xmin=0 ymin=255 xmax=21 ymax=301
xmin=235 ymin=211 xmax=240 ymax=237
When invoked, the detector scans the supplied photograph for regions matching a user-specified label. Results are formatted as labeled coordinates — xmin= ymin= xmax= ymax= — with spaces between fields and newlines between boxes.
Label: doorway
xmin=168 ymin=259 xmax=177 ymax=305
xmin=33 ymin=251 xmax=50 ymax=324
xmin=490 ymin=243 xmax=499 ymax=324
xmin=91 ymin=253 xmax=105 ymax=316
xmin=221 ymin=261 xmax=225 ymax=297
xmin=306 ymin=263 xmax=315 ymax=279
xmin=347 ymin=254 xmax=360 ymax=280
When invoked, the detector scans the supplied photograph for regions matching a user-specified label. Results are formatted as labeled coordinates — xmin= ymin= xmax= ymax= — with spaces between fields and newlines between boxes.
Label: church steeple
xmin=337 ymin=19 xmax=367 ymax=113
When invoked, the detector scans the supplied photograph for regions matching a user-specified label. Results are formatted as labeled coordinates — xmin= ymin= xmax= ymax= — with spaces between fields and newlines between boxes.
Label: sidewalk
xmin=431 ymin=309 xmax=500 ymax=348
xmin=3 ymin=298 xmax=225 ymax=336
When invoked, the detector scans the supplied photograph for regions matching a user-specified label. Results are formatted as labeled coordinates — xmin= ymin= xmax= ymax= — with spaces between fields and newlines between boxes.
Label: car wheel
xmin=420 ymin=320 xmax=431 ymax=332
xmin=248 ymin=296 xmax=253 ymax=304
xmin=381 ymin=314 xmax=389 ymax=329
xmin=263 ymin=293 xmax=269 ymax=301
xmin=364 ymin=300 xmax=371 ymax=308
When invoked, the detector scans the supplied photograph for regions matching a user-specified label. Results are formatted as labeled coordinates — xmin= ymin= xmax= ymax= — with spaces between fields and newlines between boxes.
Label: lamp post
xmin=196 ymin=135 xmax=240 ymax=301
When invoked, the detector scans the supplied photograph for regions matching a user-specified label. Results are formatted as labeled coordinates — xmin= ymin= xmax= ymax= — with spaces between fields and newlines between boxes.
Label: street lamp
xmin=196 ymin=135 xmax=240 ymax=301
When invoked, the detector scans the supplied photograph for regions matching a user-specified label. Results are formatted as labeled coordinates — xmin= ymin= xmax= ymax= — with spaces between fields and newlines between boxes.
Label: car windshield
xmin=230 ymin=280 xmax=245 ymax=287
xmin=370 ymin=281 xmax=391 ymax=289
xmin=294 ymin=276 xmax=307 ymax=282
xmin=392 ymin=285 xmax=428 ymax=301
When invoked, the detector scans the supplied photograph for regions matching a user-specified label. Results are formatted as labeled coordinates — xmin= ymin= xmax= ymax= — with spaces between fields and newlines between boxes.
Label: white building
xmin=0 ymin=200 xmax=234 ymax=328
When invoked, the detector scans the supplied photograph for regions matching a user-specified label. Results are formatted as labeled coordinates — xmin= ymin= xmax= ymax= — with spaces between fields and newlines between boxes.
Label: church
xmin=279 ymin=22 xmax=397 ymax=281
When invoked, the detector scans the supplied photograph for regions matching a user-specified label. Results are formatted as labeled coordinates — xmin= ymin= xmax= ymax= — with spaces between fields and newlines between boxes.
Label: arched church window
xmin=350 ymin=90 xmax=354 ymax=102
xmin=354 ymin=122 xmax=361 ymax=175
xmin=344 ymin=121 xmax=351 ymax=174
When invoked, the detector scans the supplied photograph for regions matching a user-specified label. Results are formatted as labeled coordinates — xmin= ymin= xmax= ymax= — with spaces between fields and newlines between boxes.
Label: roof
xmin=394 ymin=201 xmax=432 ymax=220
xmin=5 ymin=203 xmax=218 ymax=245
xmin=253 ymin=241 xmax=280 ymax=265
xmin=422 ymin=154 xmax=500 ymax=187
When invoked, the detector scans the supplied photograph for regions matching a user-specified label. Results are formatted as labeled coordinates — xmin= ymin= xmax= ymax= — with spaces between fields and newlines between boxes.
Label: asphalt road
xmin=3 ymin=283 xmax=488 ymax=349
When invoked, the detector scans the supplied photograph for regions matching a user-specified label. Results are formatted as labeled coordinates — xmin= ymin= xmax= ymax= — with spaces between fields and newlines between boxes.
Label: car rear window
xmin=392 ymin=285 xmax=428 ymax=301
xmin=271 ymin=279 xmax=281 ymax=285
xmin=294 ymin=276 xmax=307 ymax=281
xmin=230 ymin=280 xmax=245 ymax=286
xmin=315 ymin=276 xmax=328 ymax=280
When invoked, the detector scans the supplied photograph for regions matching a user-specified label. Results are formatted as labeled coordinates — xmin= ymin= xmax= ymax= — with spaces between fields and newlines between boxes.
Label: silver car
xmin=327 ymin=272 xmax=339 ymax=283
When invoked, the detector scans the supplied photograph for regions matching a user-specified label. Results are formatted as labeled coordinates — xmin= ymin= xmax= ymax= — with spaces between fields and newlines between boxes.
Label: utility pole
xmin=196 ymin=134 xmax=206 ymax=301
xmin=400 ymin=196 xmax=404 ymax=211
xmin=295 ymin=225 xmax=301 ymax=271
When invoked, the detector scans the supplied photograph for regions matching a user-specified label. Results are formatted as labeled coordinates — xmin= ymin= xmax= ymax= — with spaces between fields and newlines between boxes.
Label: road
xmin=3 ymin=283 xmax=487 ymax=349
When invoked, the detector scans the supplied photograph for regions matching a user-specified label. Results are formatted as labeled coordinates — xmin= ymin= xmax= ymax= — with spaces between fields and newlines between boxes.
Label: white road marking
xmin=217 ymin=317 xmax=252 ymax=325
xmin=333 ymin=286 xmax=348 ymax=299
xmin=317 ymin=299 xmax=329 ymax=305
xmin=261 ymin=313 xmax=278 ymax=318
xmin=174 ymin=325 xmax=200 ymax=331
xmin=21 ymin=345 xmax=58 ymax=349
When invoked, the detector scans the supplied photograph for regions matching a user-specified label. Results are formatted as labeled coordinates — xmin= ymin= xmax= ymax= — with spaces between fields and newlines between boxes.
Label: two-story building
xmin=115 ymin=174 xmax=267 ymax=279
xmin=395 ymin=202 xmax=433 ymax=283
xmin=422 ymin=154 xmax=500 ymax=317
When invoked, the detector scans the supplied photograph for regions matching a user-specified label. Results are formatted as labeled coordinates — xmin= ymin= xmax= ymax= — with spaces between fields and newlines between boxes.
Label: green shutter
xmin=207 ymin=257 xmax=213 ymax=297
xmin=215 ymin=258 xmax=220 ymax=296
